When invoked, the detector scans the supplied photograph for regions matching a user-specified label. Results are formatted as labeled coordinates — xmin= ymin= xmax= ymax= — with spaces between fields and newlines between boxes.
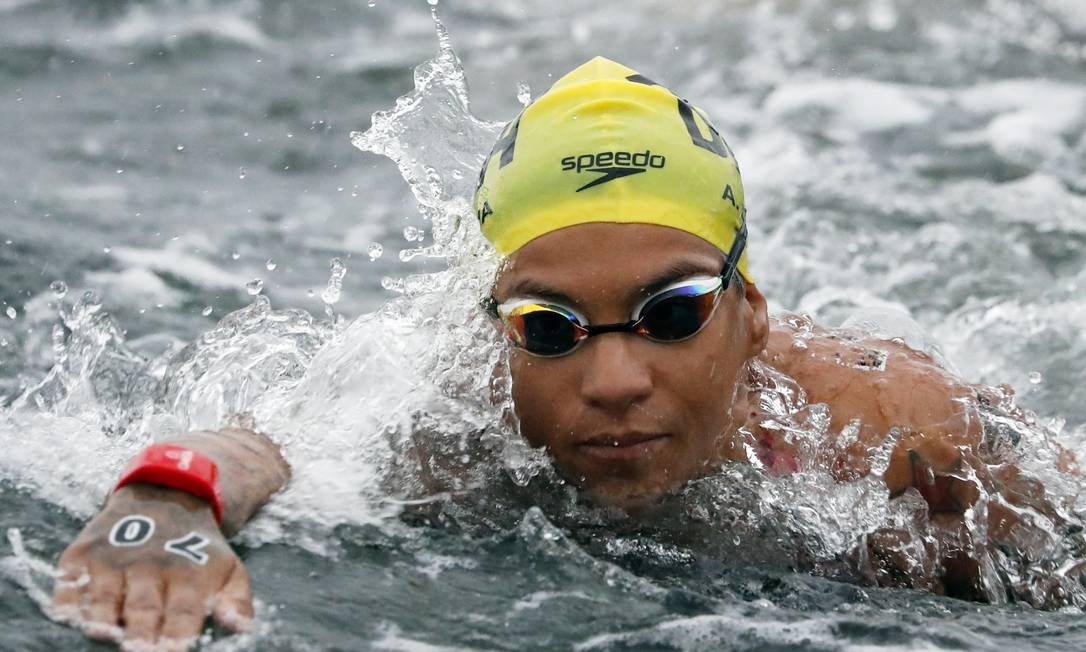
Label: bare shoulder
xmin=758 ymin=313 xmax=981 ymax=444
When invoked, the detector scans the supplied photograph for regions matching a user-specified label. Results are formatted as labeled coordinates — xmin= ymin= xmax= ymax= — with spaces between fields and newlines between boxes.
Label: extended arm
xmin=51 ymin=427 xmax=290 ymax=649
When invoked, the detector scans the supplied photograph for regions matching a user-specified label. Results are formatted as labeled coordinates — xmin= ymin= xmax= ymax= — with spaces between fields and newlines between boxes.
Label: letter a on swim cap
xmin=474 ymin=56 xmax=751 ymax=282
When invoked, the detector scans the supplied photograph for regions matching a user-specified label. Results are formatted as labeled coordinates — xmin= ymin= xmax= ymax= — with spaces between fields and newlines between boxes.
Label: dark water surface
xmin=3 ymin=0 xmax=1086 ymax=650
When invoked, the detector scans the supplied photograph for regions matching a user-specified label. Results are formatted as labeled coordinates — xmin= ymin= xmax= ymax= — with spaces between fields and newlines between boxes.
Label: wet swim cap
xmin=474 ymin=56 xmax=751 ymax=282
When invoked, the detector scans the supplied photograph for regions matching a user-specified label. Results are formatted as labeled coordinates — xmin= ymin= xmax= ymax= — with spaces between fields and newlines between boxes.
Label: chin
xmin=581 ymin=481 xmax=674 ymax=516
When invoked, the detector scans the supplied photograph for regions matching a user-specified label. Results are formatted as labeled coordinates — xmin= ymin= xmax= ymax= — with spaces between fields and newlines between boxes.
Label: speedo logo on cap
xmin=560 ymin=150 xmax=666 ymax=192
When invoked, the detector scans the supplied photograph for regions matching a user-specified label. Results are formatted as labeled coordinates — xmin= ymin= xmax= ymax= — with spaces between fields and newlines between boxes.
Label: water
xmin=2 ymin=0 xmax=1086 ymax=649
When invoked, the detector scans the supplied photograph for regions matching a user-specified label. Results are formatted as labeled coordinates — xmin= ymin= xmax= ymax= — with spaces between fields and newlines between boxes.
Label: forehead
xmin=494 ymin=223 xmax=723 ymax=302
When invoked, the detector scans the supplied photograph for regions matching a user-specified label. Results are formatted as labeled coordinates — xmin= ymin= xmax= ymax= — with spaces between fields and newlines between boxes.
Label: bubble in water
xmin=201 ymin=306 xmax=214 ymax=317
xmin=175 ymin=144 xmax=185 ymax=152
xmin=427 ymin=0 xmax=438 ymax=5
xmin=265 ymin=259 xmax=277 ymax=271
xmin=49 ymin=280 xmax=68 ymax=299
xmin=1029 ymin=371 xmax=1043 ymax=385
xmin=367 ymin=243 xmax=384 ymax=261
xmin=231 ymin=251 xmax=241 ymax=260
xmin=245 ymin=278 xmax=264 ymax=295
xmin=516 ymin=81 xmax=532 ymax=107
xmin=102 ymin=245 xmax=112 ymax=254
xmin=4 ymin=306 xmax=15 ymax=319
xmin=367 ymin=0 xmax=376 ymax=5
xmin=321 ymin=257 xmax=347 ymax=305
xmin=403 ymin=226 xmax=424 ymax=242
xmin=238 ymin=168 xmax=247 ymax=180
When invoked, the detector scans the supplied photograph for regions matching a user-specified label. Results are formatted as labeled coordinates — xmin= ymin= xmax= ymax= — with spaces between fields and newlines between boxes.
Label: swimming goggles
xmin=483 ymin=225 xmax=746 ymax=358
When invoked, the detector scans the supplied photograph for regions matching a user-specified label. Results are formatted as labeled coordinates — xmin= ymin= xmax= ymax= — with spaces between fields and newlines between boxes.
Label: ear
xmin=741 ymin=281 xmax=769 ymax=359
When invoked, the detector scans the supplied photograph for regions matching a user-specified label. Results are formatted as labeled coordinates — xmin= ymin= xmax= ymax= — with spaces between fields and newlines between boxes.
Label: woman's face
xmin=493 ymin=222 xmax=768 ymax=511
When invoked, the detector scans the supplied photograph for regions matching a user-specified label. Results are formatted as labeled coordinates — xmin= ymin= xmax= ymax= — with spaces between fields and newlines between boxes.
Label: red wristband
xmin=115 ymin=444 xmax=225 ymax=524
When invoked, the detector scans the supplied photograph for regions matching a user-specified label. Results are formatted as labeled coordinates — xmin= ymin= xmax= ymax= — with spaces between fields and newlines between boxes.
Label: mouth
xmin=576 ymin=432 xmax=670 ymax=462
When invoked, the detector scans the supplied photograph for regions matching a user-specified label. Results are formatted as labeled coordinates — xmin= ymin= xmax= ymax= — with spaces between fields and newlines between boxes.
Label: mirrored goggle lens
xmin=637 ymin=279 xmax=723 ymax=341
xmin=504 ymin=304 xmax=584 ymax=356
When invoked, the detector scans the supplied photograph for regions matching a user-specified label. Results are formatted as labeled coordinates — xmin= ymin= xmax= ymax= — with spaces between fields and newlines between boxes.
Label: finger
xmin=907 ymin=449 xmax=981 ymax=515
xmin=211 ymin=561 xmax=253 ymax=632
xmin=159 ymin=582 xmax=208 ymax=645
xmin=122 ymin=568 xmax=165 ymax=645
xmin=50 ymin=563 xmax=88 ymax=623
xmin=81 ymin=562 xmax=125 ymax=642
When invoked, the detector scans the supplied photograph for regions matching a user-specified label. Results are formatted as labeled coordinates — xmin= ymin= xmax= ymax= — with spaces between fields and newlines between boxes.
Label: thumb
xmin=909 ymin=448 xmax=980 ymax=515
xmin=211 ymin=561 xmax=254 ymax=633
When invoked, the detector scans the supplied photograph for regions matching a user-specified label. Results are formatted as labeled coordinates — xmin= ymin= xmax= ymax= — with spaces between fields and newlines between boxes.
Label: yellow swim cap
xmin=474 ymin=56 xmax=751 ymax=282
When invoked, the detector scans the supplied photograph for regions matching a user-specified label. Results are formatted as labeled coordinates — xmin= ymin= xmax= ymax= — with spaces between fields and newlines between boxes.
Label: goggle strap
xmin=721 ymin=221 xmax=747 ymax=287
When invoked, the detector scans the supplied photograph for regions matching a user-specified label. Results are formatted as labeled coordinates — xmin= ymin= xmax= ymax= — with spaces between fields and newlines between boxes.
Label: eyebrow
xmin=501 ymin=258 xmax=722 ymax=308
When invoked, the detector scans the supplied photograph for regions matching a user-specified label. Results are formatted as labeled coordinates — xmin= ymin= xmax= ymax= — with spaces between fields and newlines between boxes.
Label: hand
xmin=871 ymin=428 xmax=1083 ymax=605
xmin=51 ymin=483 xmax=253 ymax=650
xmin=869 ymin=427 xmax=999 ymax=599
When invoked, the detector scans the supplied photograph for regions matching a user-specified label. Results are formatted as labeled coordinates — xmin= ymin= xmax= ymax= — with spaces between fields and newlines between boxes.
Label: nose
xmin=578 ymin=333 xmax=654 ymax=414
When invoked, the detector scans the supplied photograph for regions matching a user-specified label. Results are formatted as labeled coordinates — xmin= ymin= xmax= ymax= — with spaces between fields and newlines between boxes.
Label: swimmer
xmin=51 ymin=58 xmax=1081 ymax=648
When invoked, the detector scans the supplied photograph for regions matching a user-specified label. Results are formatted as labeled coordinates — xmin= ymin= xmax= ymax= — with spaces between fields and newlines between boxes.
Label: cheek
xmin=509 ymin=355 xmax=572 ymax=448
xmin=668 ymin=324 xmax=745 ymax=428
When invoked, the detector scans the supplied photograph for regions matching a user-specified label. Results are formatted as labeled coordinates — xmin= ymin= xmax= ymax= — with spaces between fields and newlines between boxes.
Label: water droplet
xmin=245 ymin=278 xmax=264 ymax=295
xmin=516 ymin=81 xmax=532 ymax=106
xmin=367 ymin=243 xmax=384 ymax=261
xmin=427 ymin=0 xmax=438 ymax=5
xmin=1029 ymin=371 xmax=1043 ymax=385
xmin=238 ymin=168 xmax=247 ymax=180
xmin=231 ymin=251 xmax=241 ymax=260
xmin=321 ymin=257 xmax=347 ymax=305
xmin=175 ymin=144 xmax=185 ymax=152
xmin=115 ymin=168 xmax=124 ymax=174
xmin=201 ymin=306 xmax=214 ymax=317
xmin=103 ymin=245 xmax=112 ymax=254
xmin=265 ymin=258 xmax=277 ymax=271
xmin=367 ymin=0 xmax=376 ymax=6
xmin=5 ymin=306 xmax=15 ymax=319
xmin=403 ymin=226 xmax=424 ymax=242
xmin=49 ymin=280 xmax=68 ymax=299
